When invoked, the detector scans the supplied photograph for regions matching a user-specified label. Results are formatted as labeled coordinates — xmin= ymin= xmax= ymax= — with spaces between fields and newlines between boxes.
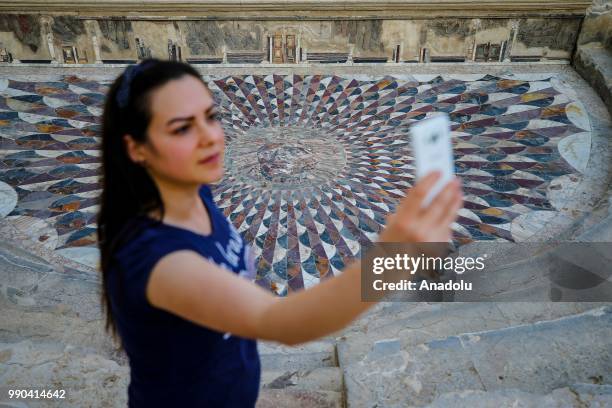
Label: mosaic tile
xmin=0 ymin=180 xmax=17 ymax=217
xmin=557 ymin=132 xmax=591 ymax=173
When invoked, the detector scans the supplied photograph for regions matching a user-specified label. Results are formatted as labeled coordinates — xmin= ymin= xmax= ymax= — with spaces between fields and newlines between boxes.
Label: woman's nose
xmin=196 ymin=119 xmax=223 ymax=145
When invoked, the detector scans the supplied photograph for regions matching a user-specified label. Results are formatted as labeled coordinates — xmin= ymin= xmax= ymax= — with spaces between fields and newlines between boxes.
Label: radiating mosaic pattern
xmin=0 ymin=73 xmax=593 ymax=294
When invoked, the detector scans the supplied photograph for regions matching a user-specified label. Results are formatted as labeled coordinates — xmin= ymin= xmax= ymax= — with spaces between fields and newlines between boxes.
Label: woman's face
xmin=125 ymin=74 xmax=225 ymax=187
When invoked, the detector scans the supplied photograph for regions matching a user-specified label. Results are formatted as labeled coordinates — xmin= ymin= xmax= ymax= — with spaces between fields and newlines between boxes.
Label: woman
xmin=98 ymin=59 xmax=463 ymax=407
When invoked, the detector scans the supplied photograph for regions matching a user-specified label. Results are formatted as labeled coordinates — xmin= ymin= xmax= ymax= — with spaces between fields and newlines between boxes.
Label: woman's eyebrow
xmin=167 ymin=116 xmax=193 ymax=126
xmin=166 ymin=107 xmax=217 ymax=126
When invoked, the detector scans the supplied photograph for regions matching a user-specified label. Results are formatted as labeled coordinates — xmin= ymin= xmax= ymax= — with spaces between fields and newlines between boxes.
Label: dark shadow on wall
xmin=0 ymin=14 xmax=40 ymax=53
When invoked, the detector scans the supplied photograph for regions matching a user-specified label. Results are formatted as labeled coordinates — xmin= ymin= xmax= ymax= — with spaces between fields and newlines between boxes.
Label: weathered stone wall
xmin=578 ymin=0 xmax=612 ymax=51
xmin=573 ymin=0 xmax=612 ymax=117
xmin=0 ymin=15 xmax=585 ymax=63
xmin=513 ymin=18 xmax=582 ymax=58
xmin=97 ymin=20 xmax=134 ymax=60
xmin=183 ymin=21 xmax=263 ymax=55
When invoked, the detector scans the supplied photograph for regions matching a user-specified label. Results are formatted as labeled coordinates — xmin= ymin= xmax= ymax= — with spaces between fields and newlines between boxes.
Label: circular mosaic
xmin=0 ymin=72 xmax=596 ymax=295
xmin=226 ymin=125 xmax=347 ymax=189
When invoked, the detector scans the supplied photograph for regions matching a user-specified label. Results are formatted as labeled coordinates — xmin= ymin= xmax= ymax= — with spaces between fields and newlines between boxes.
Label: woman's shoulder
xmin=115 ymin=215 xmax=159 ymax=247
xmin=112 ymin=184 xmax=221 ymax=270
xmin=109 ymin=218 xmax=199 ymax=314
xmin=113 ymin=216 xmax=193 ymax=264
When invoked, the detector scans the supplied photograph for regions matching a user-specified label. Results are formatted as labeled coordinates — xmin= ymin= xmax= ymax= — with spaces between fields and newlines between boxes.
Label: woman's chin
xmin=201 ymin=167 xmax=224 ymax=184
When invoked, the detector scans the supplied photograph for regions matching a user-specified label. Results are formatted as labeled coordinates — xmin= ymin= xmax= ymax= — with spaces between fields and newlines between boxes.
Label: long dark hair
xmin=97 ymin=59 xmax=208 ymax=344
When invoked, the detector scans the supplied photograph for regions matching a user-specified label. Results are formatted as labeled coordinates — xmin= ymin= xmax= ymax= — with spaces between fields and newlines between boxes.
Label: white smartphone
xmin=410 ymin=113 xmax=455 ymax=207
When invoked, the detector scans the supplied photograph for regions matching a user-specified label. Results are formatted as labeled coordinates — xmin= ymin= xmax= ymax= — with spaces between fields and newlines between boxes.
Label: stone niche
xmin=0 ymin=14 xmax=586 ymax=63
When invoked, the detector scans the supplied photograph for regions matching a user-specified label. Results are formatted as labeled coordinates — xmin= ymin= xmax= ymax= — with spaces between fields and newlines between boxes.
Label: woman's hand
xmin=379 ymin=172 xmax=463 ymax=244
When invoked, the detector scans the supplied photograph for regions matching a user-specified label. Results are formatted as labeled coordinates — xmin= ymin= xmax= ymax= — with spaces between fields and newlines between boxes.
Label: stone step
xmin=258 ymin=339 xmax=337 ymax=371
xmin=0 ymin=339 xmax=128 ymax=408
xmin=0 ymin=339 xmax=344 ymax=408
xmin=424 ymin=383 xmax=612 ymax=408
xmin=0 ymin=241 xmax=123 ymax=363
xmin=575 ymin=209 xmax=612 ymax=241
xmin=558 ymin=187 xmax=612 ymax=241
xmin=256 ymin=389 xmax=343 ymax=408
xmin=343 ymin=306 xmax=612 ymax=407
xmin=574 ymin=43 xmax=612 ymax=118
xmin=0 ymin=301 xmax=126 ymax=366
xmin=337 ymin=301 xmax=437 ymax=337
xmin=261 ymin=367 xmax=343 ymax=393
xmin=337 ymin=302 xmax=603 ymax=367
xmin=259 ymin=366 xmax=345 ymax=407
xmin=256 ymin=340 xmax=343 ymax=407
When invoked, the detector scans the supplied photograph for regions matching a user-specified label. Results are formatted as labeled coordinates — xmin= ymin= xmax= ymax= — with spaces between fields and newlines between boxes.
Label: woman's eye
xmin=208 ymin=112 xmax=220 ymax=122
xmin=174 ymin=125 xmax=190 ymax=134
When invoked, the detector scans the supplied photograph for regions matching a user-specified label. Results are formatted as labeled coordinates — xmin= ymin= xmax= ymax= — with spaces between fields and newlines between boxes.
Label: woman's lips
xmin=199 ymin=153 xmax=220 ymax=165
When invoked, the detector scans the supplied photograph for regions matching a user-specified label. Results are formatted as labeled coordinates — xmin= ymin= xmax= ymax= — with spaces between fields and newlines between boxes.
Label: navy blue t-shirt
xmin=107 ymin=184 xmax=261 ymax=407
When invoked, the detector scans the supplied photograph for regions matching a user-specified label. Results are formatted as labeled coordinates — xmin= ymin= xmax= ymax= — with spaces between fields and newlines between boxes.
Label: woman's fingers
xmin=417 ymin=177 xmax=459 ymax=228
xmin=413 ymin=178 xmax=463 ymax=242
xmin=380 ymin=173 xmax=463 ymax=243
xmin=437 ymin=188 xmax=464 ymax=228
xmin=414 ymin=171 xmax=442 ymax=195
xmin=424 ymin=177 xmax=461 ymax=216
xmin=398 ymin=172 xmax=441 ymax=217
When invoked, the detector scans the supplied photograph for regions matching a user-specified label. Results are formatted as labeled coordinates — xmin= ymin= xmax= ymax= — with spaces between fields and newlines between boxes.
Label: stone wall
xmin=573 ymin=0 xmax=612 ymax=117
xmin=578 ymin=0 xmax=612 ymax=51
xmin=0 ymin=15 xmax=586 ymax=64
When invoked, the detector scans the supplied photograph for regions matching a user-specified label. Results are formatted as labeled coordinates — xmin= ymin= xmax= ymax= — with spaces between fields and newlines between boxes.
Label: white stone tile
xmin=565 ymin=101 xmax=591 ymax=131
xmin=547 ymin=174 xmax=583 ymax=211
xmin=0 ymin=180 xmax=17 ymax=218
xmin=302 ymin=271 xmax=319 ymax=289
xmin=558 ymin=132 xmax=591 ymax=173
xmin=42 ymin=96 xmax=71 ymax=108
xmin=511 ymin=210 xmax=558 ymax=241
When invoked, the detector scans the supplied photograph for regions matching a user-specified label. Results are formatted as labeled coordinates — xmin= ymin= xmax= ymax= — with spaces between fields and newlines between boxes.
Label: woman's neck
xmin=148 ymin=179 xmax=205 ymax=224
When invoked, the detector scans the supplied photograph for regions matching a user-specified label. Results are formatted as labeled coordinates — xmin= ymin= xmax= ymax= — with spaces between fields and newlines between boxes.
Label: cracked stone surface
xmin=337 ymin=302 xmax=606 ymax=367
xmin=343 ymin=306 xmax=612 ymax=407
xmin=0 ymin=340 xmax=129 ymax=408
xmin=424 ymin=384 xmax=612 ymax=408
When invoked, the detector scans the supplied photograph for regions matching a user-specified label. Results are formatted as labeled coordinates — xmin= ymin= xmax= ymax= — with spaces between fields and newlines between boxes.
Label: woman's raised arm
xmin=146 ymin=172 xmax=463 ymax=345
